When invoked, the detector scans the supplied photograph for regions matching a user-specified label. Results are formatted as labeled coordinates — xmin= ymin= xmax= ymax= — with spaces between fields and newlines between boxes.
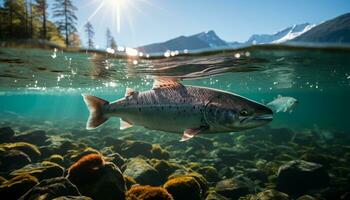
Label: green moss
xmin=0 ymin=142 xmax=41 ymax=160
xmin=10 ymin=161 xmax=64 ymax=181
xmin=151 ymin=144 xmax=170 ymax=159
xmin=152 ymin=160 xmax=181 ymax=178
xmin=126 ymin=185 xmax=174 ymax=200
xmin=124 ymin=175 xmax=137 ymax=189
xmin=48 ymin=154 xmax=64 ymax=164
xmin=164 ymin=176 xmax=202 ymax=200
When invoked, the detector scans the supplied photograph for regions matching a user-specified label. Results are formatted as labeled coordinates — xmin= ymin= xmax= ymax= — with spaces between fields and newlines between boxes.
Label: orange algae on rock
xmin=67 ymin=153 xmax=105 ymax=184
xmin=164 ymin=176 xmax=202 ymax=200
xmin=126 ymin=185 xmax=174 ymax=200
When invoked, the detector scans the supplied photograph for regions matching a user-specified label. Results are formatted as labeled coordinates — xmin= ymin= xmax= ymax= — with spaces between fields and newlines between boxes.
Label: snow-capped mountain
xmin=138 ymin=30 xmax=229 ymax=53
xmin=245 ymin=23 xmax=316 ymax=45
xmin=137 ymin=23 xmax=322 ymax=53
xmin=293 ymin=13 xmax=350 ymax=44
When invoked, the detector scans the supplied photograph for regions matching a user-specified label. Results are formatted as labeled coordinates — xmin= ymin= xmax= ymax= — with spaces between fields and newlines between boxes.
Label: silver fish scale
xmin=107 ymin=86 xmax=219 ymax=133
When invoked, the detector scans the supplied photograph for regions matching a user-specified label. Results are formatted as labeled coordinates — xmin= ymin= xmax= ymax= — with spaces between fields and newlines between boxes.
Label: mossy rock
xmin=49 ymin=154 xmax=64 ymax=165
xmin=241 ymin=189 xmax=290 ymax=200
xmin=0 ymin=149 xmax=31 ymax=172
xmin=126 ymin=185 xmax=174 ymax=200
xmin=124 ymin=175 xmax=137 ymax=189
xmin=0 ymin=142 xmax=41 ymax=161
xmin=151 ymin=144 xmax=170 ymax=160
xmin=123 ymin=157 xmax=163 ymax=186
xmin=164 ymin=176 xmax=202 ymax=200
xmin=152 ymin=160 xmax=181 ymax=178
xmin=10 ymin=161 xmax=64 ymax=181
xmin=67 ymin=154 xmax=126 ymax=200
xmin=197 ymin=166 xmax=220 ymax=182
xmin=68 ymin=147 xmax=101 ymax=163
xmin=0 ymin=174 xmax=39 ymax=199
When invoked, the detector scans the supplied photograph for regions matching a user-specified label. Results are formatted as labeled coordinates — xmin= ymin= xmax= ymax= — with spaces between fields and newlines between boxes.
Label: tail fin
xmin=82 ymin=94 xmax=109 ymax=130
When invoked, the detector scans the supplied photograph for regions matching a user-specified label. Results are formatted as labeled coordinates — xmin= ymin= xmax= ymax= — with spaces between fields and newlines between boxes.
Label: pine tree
xmin=106 ymin=28 xmax=112 ymax=48
xmin=110 ymin=36 xmax=117 ymax=49
xmin=52 ymin=0 xmax=77 ymax=46
xmin=35 ymin=0 xmax=47 ymax=39
xmin=84 ymin=22 xmax=94 ymax=48
xmin=3 ymin=0 xmax=26 ymax=37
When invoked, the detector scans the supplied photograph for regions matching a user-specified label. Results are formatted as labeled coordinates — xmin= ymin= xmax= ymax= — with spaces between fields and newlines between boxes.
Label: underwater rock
xmin=244 ymin=168 xmax=268 ymax=183
xmin=164 ymin=176 xmax=202 ymax=200
xmin=214 ymin=178 xmax=250 ymax=199
xmin=19 ymin=177 xmax=81 ymax=200
xmin=120 ymin=140 xmax=153 ymax=158
xmin=0 ymin=142 xmax=41 ymax=161
xmin=152 ymin=159 xmax=181 ymax=179
xmin=296 ymin=195 xmax=318 ymax=200
xmin=196 ymin=166 xmax=220 ymax=183
xmin=67 ymin=147 xmax=100 ymax=163
xmin=0 ymin=126 xmax=15 ymax=142
xmin=205 ymin=190 xmax=229 ymax=200
xmin=0 ymin=174 xmax=39 ymax=200
xmin=107 ymin=152 xmax=126 ymax=168
xmin=269 ymin=128 xmax=295 ymax=144
xmin=49 ymin=154 xmax=64 ymax=165
xmin=125 ymin=185 xmax=174 ymax=200
xmin=0 ymin=149 xmax=31 ymax=172
xmin=52 ymin=196 xmax=93 ymax=200
xmin=241 ymin=189 xmax=290 ymax=200
xmin=167 ymin=172 xmax=209 ymax=199
xmin=67 ymin=153 xmax=126 ymax=200
xmin=123 ymin=157 xmax=162 ymax=186
xmin=10 ymin=161 xmax=64 ymax=181
xmin=277 ymin=160 xmax=330 ymax=196
xmin=124 ymin=175 xmax=137 ymax=189
xmin=15 ymin=129 xmax=48 ymax=146
xmin=151 ymin=144 xmax=170 ymax=159
xmin=102 ymin=136 xmax=124 ymax=150
xmin=57 ymin=140 xmax=81 ymax=154
xmin=300 ymin=152 xmax=334 ymax=168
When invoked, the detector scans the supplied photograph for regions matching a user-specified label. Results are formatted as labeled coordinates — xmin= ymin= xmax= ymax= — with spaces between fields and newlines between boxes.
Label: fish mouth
xmin=254 ymin=114 xmax=273 ymax=121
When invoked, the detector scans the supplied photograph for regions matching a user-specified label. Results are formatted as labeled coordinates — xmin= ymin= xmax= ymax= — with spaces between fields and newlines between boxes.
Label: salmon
xmin=82 ymin=78 xmax=273 ymax=141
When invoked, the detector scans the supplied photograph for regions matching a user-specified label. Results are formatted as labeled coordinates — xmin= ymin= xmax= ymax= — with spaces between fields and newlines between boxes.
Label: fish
xmin=266 ymin=95 xmax=298 ymax=113
xmin=82 ymin=78 xmax=273 ymax=141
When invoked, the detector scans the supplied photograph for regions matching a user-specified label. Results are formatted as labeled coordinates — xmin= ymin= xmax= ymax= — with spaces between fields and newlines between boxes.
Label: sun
xmin=103 ymin=0 xmax=126 ymax=32
xmin=86 ymin=0 xmax=131 ymax=33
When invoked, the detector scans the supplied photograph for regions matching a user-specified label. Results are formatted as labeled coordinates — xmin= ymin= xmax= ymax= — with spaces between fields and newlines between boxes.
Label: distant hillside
xmin=293 ymin=13 xmax=350 ymax=43
xmin=138 ymin=30 xmax=228 ymax=53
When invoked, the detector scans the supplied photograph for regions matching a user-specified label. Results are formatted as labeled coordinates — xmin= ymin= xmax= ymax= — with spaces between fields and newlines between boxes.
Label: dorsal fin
xmin=152 ymin=77 xmax=184 ymax=89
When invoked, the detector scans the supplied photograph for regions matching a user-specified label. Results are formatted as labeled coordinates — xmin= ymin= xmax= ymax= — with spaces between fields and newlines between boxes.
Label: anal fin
xmin=180 ymin=126 xmax=209 ymax=142
xmin=120 ymin=118 xmax=133 ymax=130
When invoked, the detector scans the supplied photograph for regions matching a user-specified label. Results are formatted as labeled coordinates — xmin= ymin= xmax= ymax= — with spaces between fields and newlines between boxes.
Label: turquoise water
xmin=1 ymin=46 xmax=350 ymax=132
xmin=1 ymin=45 xmax=350 ymax=199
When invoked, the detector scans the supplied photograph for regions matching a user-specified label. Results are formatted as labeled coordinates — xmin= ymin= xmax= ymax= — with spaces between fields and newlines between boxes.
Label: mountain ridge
xmin=137 ymin=12 xmax=350 ymax=53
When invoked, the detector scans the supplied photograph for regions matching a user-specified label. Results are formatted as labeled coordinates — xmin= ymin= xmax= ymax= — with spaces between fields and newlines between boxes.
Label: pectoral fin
xmin=120 ymin=118 xmax=133 ymax=130
xmin=180 ymin=126 xmax=209 ymax=142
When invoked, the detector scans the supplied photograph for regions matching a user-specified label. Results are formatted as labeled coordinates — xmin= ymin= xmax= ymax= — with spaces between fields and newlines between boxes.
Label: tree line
xmin=0 ymin=0 xmax=118 ymax=49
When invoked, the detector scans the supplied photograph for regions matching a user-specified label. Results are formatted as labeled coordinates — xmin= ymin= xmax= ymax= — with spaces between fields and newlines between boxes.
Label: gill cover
xmin=204 ymin=94 xmax=236 ymax=130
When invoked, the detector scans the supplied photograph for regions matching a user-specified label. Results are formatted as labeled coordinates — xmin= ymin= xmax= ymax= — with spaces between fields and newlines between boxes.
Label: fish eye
xmin=240 ymin=109 xmax=249 ymax=116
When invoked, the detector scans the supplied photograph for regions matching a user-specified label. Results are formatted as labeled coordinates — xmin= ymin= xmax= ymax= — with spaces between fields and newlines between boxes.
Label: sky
xmin=2 ymin=0 xmax=350 ymax=48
